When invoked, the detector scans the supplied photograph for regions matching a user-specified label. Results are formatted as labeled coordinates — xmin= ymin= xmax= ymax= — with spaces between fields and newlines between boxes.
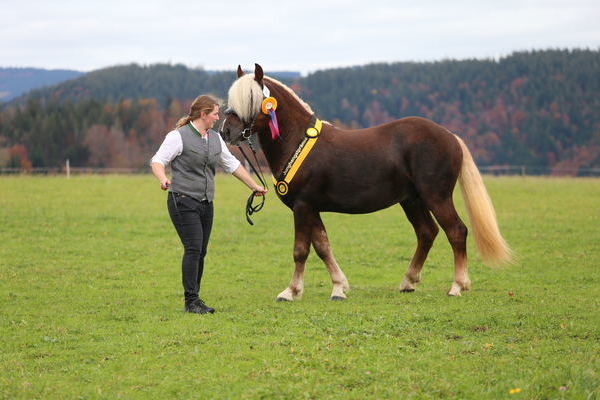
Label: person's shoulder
xmin=160 ymin=129 xmax=182 ymax=145
xmin=165 ymin=129 xmax=181 ymax=138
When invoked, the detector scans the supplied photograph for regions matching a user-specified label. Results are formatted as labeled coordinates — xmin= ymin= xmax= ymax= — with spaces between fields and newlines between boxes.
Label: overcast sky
xmin=2 ymin=0 xmax=599 ymax=75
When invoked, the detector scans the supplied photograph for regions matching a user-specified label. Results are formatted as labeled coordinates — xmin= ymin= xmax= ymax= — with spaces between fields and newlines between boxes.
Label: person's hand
xmin=160 ymin=179 xmax=171 ymax=190
xmin=253 ymin=186 xmax=268 ymax=196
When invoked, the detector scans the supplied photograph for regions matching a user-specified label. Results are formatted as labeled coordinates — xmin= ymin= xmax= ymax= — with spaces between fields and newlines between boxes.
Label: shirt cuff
xmin=226 ymin=159 xmax=241 ymax=174
xmin=150 ymin=156 xmax=166 ymax=166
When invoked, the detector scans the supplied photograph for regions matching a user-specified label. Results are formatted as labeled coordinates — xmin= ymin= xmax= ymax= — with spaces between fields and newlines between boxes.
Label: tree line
xmin=1 ymin=49 xmax=598 ymax=174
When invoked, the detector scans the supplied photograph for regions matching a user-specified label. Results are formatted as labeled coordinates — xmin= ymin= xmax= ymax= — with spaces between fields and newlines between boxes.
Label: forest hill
xmin=1 ymin=49 xmax=598 ymax=173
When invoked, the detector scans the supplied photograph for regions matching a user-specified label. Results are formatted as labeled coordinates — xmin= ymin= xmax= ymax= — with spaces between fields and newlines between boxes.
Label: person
xmin=150 ymin=95 xmax=267 ymax=314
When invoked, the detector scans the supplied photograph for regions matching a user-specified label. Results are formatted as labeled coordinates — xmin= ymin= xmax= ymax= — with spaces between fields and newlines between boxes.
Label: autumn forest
xmin=1 ymin=49 xmax=598 ymax=175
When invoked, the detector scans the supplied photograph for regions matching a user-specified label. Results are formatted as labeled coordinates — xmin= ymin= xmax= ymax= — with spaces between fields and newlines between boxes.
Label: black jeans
xmin=167 ymin=193 xmax=214 ymax=305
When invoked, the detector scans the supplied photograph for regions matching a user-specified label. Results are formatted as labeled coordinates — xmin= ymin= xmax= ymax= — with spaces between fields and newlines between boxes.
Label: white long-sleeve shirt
xmin=150 ymin=129 xmax=241 ymax=174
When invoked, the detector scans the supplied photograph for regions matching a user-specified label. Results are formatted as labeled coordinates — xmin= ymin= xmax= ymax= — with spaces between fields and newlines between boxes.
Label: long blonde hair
xmin=227 ymin=75 xmax=314 ymax=123
xmin=175 ymin=95 xmax=219 ymax=128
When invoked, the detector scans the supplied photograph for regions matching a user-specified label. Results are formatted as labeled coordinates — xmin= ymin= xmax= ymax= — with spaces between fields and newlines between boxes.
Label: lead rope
xmin=237 ymin=135 xmax=267 ymax=225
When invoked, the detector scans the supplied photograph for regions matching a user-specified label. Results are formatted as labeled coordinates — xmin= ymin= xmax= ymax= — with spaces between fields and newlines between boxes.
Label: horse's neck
xmin=257 ymin=108 xmax=312 ymax=177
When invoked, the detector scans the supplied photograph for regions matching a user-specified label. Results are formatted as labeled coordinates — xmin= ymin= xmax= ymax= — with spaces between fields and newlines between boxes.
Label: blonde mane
xmin=227 ymin=74 xmax=314 ymax=122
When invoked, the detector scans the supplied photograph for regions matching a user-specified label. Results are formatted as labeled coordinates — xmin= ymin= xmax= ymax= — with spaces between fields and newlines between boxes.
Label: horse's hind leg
xmin=427 ymin=198 xmax=471 ymax=296
xmin=399 ymin=198 xmax=439 ymax=292
xmin=311 ymin=213 xmax=349 ymax=300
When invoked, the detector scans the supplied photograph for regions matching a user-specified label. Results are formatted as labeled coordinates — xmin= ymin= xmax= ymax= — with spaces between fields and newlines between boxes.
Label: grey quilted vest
xmin=170 ymin=123 xmax=222 ymax=202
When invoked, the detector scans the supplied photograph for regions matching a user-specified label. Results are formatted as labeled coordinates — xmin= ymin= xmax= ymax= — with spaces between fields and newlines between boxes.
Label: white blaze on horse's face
xmin=227 ymin=74 xmax=264 ymax=123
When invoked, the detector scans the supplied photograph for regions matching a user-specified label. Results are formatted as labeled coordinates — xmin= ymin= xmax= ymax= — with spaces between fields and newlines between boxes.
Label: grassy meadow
xmin=0 ymin=174 xmax=599 ymax=399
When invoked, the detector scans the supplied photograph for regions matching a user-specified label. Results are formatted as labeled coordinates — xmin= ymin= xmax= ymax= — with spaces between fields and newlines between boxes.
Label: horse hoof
xmin=276 ymin=297 xmax=291 ymax=302
xmin=448 ymin=282 xmax=463 ymax=296
xmin=330 ymin=296 xmax=346 ymax=301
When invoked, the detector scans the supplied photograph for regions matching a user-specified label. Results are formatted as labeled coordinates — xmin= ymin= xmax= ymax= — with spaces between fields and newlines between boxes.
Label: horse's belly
xmin=319 ymin=185 xmax=407 ymax=214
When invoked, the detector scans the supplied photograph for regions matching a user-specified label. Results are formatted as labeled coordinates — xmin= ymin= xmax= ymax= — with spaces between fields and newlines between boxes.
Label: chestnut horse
xmin=221 ymin=64 xmax=511 ymax=301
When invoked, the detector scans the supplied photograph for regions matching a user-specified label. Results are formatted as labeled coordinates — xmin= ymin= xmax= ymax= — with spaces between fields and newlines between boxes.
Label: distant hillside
xmin=6 ymin=64 xmax=233 ymax=107
xmin=1 ymin=50 xmax=599 ymax=174
xmin=0 ymin=68 xmax=83 ymax=102
xmin=299 ymin=49 xmax=600 ymax=169
xmin=7 ymin=64 xmax=297 ymax=107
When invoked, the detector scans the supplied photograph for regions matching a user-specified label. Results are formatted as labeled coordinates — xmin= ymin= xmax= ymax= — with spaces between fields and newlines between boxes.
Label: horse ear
xmin=254 ymin=63 xmax=264 ymax=83
xmin=237 ymin=65 xmax=244 ymax=78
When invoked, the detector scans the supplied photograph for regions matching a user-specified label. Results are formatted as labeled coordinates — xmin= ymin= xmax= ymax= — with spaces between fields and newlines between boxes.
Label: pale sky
xmin=1 ymin=0 xmax=599 ymax=74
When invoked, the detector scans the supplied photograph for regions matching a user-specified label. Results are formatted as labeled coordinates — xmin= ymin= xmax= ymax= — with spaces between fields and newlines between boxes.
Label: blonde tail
xmin=455 ymin=136 xmax=513 ymax=266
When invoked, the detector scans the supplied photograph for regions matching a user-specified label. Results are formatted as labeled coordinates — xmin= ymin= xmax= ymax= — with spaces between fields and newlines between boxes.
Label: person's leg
xmin=167 ymin=194 xmax=204 ymax=306
xmin=196 ymin=201 xmax=214 ymax=296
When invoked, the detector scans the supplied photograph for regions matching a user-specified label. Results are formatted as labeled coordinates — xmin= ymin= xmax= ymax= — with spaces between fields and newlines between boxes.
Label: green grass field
xmin=1 ymin=175 xmax=598 ymax=399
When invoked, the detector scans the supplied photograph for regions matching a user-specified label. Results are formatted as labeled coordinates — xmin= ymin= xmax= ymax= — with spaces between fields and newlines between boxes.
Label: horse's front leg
xmin=311 ymin=213 xmax=349 ymax=300
xmin=276 ymin=202 xmax=313 ymax=302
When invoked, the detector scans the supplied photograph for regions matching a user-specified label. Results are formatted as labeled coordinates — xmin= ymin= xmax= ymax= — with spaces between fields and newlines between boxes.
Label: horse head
xmin=219 ymin=108 xmax=246 ymax=144
xmin=220 ymin=64 xmax=269 ymax=144
xmin=221 ymin=63 xmax=317 ymax=149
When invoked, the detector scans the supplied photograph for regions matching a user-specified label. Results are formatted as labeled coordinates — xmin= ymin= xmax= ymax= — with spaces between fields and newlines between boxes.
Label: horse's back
xmin=336 ymin=116 xmax=457 ymax=143
xmin=302 ymin=116 xmax=463 ymax=213
xmin=328 ymin=116 xmax=463 ymax=174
